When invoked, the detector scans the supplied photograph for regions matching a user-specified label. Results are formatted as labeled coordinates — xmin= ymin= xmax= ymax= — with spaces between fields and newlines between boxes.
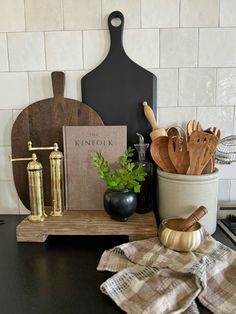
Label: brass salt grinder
xmin=28 ymin=141 xmax=64 ymax=216
xmin=9 ymin=153 xmax=45 ymax=222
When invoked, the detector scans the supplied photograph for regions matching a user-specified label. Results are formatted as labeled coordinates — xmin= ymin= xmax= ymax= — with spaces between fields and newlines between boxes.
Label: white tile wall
xmin=0 ymin=0 xmax=236 ymax=212
xmin=102 ymin=0 xmax=141 ymax=28
xmin=216 ymin=68 xmax=236 ymax=106
xmin=142 ymin=0 xmax=179 ymax=28
xmin=25 ymin=0 xmax=63 ymax=31
xmin=8 ymin=32 xmax=45 ymax=71
xmin=0 ymin=0 xmax=25 ymax=32
xmin=160 ymin=29 xmax=198 ymax=68
xmin=181 ymin=0 xmax=219 ymax=27
xmin=179 ymin=68 xmax=216 ymax=107
xmin=64 ymin=0 xmax=102 ymax=30
xmin=0 ymin=73 xmax=29 ymax=109
xmin=0 ymin=34 xmax=8 ymax=71
xmin=220 ymin=0 xmax=236 ymax=27
xmin=124 ymin=29 xmax=159 ymax=68
xmin=199 ymin=28 xmax=236 ymax=67
xmin=45 ymin=31 xmax=83 ymax=70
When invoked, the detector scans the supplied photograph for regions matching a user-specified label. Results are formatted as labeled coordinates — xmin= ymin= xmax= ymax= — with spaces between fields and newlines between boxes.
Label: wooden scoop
xmin=150 ymin=136 xmax=176 ymax=173
xmin=168 ymin=136 xmax=190 ymax=174
xmin=177 ymin=206 xmax=208 ymax=231
xmin=187 ymin=131 xmax=218 ymax=175
xmin=142 ymin=101 xmax=167 ymax=140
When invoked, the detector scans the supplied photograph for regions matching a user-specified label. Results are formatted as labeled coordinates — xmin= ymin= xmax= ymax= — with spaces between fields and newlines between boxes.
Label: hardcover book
xmin=63 ymin=125 xmax=127 ymax=210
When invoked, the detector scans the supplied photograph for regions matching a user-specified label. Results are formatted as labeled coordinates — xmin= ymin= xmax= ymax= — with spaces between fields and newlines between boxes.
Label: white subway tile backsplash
xmin=83 ymin=30 xmax=109 ymax=70
xmin=142 ymin=0 xmax=179 ymax=28
xmin=0 ymin=146 xmax=13 ymax=180
xmin=216 ymin=68 xmax=236 ymax=107
xmin=199 ymin=28 xmax=236 ymax=67
xmin=45 ymin=31 xmax=83 ymax=70
xmin=124 ymin=29 xmax=159 ymax=68
xmin=217 ymin=164 xmax=236 ymax=180
xmin=19 ymin=199 xmax=30 ymax=215
xmin=230 ymin=180 xmax=236 ymax=201
xmin=13 ymin=110 xmax=22 ymax=123
xmin=218 ymin=180 xmax=230 ymax=201
xmin=0 ymin=0 xmax=25 ymax=32
xmin=25 ymin=0 xmax=63 ymax=31
xmin=65 ymin=71 xmax=88 ymax=100
xmin=8 ymin=32 xmax=45 ymax=71
xmin=197 ymin=107 xmax=234 ymax=137
xmin=151 ymin=69 xmax=178 ymax=107
xmin=0 ymin=73 xmax=29 ymax=109
xmin=159 ymin=107 xmax=196 ymax=129
xmin=0 ymin=110 xmax=12 ymax=146
xmin=179 ymin=68 xmax=216 ymax=107
xmin=160 ymin=29 xmax=198 ymax=68
xmin=102 ymin=0 xmax=140 ymax=28
xmin=29 ymin=72 xmax=52 ymax=104
xmin=64 ymin=0 xmax=101 ymax=30
xmin=220 ymin=0 xmax=236 ymax=27
xmin=0 ymin=34 xmax=8 ymax=71
xmin=0 ymin=181 xmax=19 ymax=214
xmin=181 ymin=0 xmax=219 ymax=27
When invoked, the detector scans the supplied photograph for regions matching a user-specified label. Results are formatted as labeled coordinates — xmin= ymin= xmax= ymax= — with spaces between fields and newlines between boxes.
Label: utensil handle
xmin=108 ymin=11 xmax=125 ymax=55
xmin=179 ymin=206 xmax=208 ymax=231
xmin=51 ymin=71 xmax=65 ymax=98
xmin=143 ymin=101 xmax=158 ymax=130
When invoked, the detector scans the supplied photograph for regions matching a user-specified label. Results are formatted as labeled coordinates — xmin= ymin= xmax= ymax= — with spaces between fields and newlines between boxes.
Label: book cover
xmin=63 ymin=126 xmax=127 ymax=210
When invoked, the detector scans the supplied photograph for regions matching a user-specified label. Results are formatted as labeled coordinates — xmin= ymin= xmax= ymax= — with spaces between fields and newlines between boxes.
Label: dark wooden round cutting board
xmin=81 ymin=11 xmax=157 ymax=148
xmin=11 ymin=71 xmax=104 ymax=210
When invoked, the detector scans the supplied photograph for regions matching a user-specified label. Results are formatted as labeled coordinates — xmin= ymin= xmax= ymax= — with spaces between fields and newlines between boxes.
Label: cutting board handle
xmin=51 ymin=71 xmax=65 ymax=98
xmin=108 ymin=11 xmax=125 ymax=55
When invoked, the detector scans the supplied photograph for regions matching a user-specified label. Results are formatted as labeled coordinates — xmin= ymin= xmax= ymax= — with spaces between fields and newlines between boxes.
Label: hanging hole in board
xmin=111 ymin=17 xmax=122 ymax=27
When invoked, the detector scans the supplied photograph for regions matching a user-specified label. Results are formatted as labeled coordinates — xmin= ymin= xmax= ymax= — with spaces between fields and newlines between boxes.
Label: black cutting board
xmin=81 ymin=11 xmax=157 ymax=148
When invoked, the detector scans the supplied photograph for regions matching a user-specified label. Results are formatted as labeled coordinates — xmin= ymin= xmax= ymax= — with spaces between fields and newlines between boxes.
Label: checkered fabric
xmin=97 ymin=236 xmax=236 ymax=314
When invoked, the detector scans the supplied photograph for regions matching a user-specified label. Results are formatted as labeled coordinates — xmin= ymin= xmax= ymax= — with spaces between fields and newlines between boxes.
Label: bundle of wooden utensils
xmin=143 ymin=101 xmax=221 ymax=175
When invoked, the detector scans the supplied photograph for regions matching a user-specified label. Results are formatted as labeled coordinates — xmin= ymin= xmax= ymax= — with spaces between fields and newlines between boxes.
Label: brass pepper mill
xmin=9 ymin=153 xmax=45 ymax=222
xmin=28 ymin=141 xmax=64 ymax=216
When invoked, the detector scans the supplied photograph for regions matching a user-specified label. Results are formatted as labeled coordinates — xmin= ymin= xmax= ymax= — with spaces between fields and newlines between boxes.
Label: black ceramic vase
xmin=103 ymin=189 xmax=137 ymax=221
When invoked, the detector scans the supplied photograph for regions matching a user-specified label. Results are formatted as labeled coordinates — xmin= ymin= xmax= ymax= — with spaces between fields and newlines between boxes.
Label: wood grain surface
xmin=11 ymin=72 xmax=104 ymax=210
xmin=16 ymin=210 xmax=158 ymax=242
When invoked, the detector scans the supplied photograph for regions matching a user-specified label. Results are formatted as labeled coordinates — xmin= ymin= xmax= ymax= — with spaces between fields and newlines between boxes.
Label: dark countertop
xmin=0 ymin=215 xmax=235 ymax=314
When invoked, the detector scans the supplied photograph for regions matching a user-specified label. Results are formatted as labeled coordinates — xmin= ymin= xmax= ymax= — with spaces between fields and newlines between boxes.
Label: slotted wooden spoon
xmin=187 ymin=131 xmax=218 ymax=175
xmin=150 ymin=136 xmax=176 ymax=173
xmin=202 ymin=127 xmax=221 ymax=174
xmin=168 ymin=136 xmax=190 ymax=174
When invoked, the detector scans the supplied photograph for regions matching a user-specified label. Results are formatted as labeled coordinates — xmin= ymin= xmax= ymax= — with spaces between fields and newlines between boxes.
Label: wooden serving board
xmin=16 ymin=210 xmax=158 ymax=242
xmin=11 ymin=72 xmax=104 ymax=210
xmin=81 ymin=11 xmax=157 ymax=148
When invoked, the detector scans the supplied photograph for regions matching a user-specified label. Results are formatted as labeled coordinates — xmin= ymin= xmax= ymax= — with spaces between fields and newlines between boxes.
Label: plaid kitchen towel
xmin=97 ymin=236 xmax=236 ymax=314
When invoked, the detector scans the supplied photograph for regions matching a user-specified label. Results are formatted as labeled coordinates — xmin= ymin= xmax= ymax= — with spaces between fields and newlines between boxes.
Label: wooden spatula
xmin=150 ymin=136 xmax=176 ymax=173
xmin=168 ymin=136 xmax=190 ymax=174
xmin=187 ymin=131 xmax=218 ymax=175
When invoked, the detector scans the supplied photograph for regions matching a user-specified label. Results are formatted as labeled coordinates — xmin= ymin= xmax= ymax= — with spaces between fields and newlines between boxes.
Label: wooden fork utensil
xmin=168 ymin=136 xmax=190 ymax=174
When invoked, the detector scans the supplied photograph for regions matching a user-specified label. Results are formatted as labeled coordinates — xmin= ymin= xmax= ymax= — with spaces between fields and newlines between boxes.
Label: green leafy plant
xmin=91 ymin=147 xmax=147 ymax=193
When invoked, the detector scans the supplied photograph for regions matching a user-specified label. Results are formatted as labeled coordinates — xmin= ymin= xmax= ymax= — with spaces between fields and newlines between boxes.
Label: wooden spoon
xmin=167 ymin=127 xmax=181 ymax=138
xmin=187 ymin=131 xmax=218 ymax=175
xmin=150 ymin=136 xmax=176 ymax=173
xmin=142 ymin=101 xmax=167 ymax=140
xmin=168 ymin=136 xmax=190 ymax=174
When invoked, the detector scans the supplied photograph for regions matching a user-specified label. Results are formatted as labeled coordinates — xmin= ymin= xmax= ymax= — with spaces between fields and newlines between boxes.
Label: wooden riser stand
xmin=16 ymin=210 xmax=158 ymax=242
